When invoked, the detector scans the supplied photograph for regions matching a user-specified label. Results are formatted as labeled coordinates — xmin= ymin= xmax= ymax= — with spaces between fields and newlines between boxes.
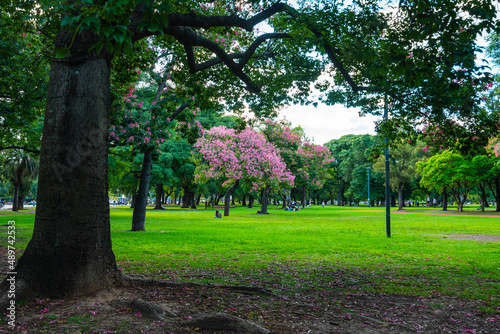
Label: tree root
xmin=110 ymin=298 xmax=177 ymax=320
xmin=120 ymin=275 xmax=202 ymax=288
xmin=109 ymin=295 xmax=271 ymax=333
xmin=121 ymin=275 xmax=277 ymax=296
xmin=180 ymin=312 xmax=271 ymax=334
xmin=215 ymin=285 xmax=278 ymax=297
xmin=0 ymin=277 xmax=36 ymax=311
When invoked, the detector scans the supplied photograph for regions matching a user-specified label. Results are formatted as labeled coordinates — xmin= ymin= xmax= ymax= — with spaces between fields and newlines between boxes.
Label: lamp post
xmin=384 ymin=95 xmax=391 ymax=238
xmin=365 ymin=167 xmax=371 ymax=207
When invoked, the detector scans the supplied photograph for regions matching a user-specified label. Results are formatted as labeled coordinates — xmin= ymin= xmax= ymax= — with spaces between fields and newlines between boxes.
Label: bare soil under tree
xmin=1 ymin=251 xmax=498 ymax=333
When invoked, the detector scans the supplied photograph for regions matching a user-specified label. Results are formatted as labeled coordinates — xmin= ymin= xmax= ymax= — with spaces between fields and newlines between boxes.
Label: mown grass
xmin=2 ymin=204 xmax=499 ymax=309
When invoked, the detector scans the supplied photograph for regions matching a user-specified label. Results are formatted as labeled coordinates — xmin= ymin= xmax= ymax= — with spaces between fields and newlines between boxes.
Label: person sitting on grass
xmin=214 ymin=210 xmax=222 ymax=218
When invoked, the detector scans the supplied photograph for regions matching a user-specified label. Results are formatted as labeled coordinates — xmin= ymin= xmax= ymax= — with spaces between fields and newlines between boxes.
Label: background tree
xmin=1 ymin=150 xmax=38 ymax=211
xmin=294 ymin=142 xmax=334 ymax=208
xmin=0 ymin=4 xmax=51 ymax=154
xmin=374 ymin=140 xmax=429 ymax=210
xmin=417 ymin=150 xmax=480 ymax=212
xmin=195 ymin=126 xmax=294 ymax=215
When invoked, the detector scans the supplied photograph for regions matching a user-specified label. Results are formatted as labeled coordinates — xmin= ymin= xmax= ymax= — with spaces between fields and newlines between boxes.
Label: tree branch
xmin=0 ymin=146 xmax=40 ymax=154
xmin=169 ymin=101 xmax=191 ymax=121
xmin=166 ymin=2 xmax=287 ymax=31
xmin=283 ymin=5 xmax=370 ymax=93
xmin=170 ymin=26 xmax=261 ymax=93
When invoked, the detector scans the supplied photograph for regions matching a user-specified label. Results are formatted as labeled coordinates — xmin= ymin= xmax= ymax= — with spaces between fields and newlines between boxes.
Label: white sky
xmin=278 ymin=104 xmax=379 ymax=145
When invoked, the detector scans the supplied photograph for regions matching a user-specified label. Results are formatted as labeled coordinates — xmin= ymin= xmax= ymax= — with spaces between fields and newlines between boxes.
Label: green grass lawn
xmin=2 ymin=204 xmax=499 ymax=310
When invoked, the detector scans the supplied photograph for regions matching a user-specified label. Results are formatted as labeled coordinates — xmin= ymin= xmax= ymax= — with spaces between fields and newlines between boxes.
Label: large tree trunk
xmin=181 ymin=190 xmax=190 ymax=208
xmin=242 ymin=194 xmax=246 ymax=206
xmin=224 ymin=180 xmax=239 ymax=216
xmin=131 ymin=151 xmax=153 ymax=231
xmin=154 ymin=183 xmax=164 ymax=210
xmin=260 ymin=185 xmax=271 ymax=214
xmin=1 ymin=34 xmax=121 ymax=301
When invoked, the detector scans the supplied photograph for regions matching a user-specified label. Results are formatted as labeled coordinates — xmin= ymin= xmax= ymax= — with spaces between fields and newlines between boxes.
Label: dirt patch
xmin=4 ymin=271 xmax=499 ymax=334
xmin=447 ymin=234 xmax=500 ymax=242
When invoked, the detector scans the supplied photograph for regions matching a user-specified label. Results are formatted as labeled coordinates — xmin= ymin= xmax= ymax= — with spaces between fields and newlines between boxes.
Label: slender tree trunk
xmin=302 ymin=185 xmax=306 ymax=209
xmin=242 ymin=194 xmax=246 ymax=206
xmin=260 ymin=185 xmax=271 ymax=214
xmin=196 ymin=194 xmax=201 ymax=206
xmin=18 ymin=192 xmax=25 ymax=211
xmin=282 ymin=195 xmax=286 ymax=209
xmin=398 ymin=183 xmax=404 ymax=211
xmin=131 ymin=151 xmax=153 ymax=231
xmin=1 ymin=36 xmax=121 ymax=301
xmin=442 ymin=187 xmax=448 ymax=211
xmin=337 ymin=180 xmax=345 ymax=206
xmin=154 ymin=183 xmax=164 ymax=210
xmin=190 ymin=192 xmax=197 ymax=209
xmin=495 ymin=177 xmax=500 ymax=212
xmin=224 ymin=180 xmax=239 ymax=216
xmin=479 ymin=183 xmax=487 ymax=212
xmin=12 ymin=183 xmax=20 ymax=212
xmin=248 ymin=195 xmax=254 ymax=208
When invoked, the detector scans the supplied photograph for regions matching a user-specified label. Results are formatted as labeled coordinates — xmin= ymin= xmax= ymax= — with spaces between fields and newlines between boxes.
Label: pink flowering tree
xmin=260 ymin=119 xmax=302 ymax=207
xmin=195 ymin=126 xmax=294 ymax=216
xmin=110 ymin=65 xmax=207 ymax=231
xmin=294 ymin=142 xmax=335 ymax=208
xmin=260 ymin=119 xmax=334 ymax=208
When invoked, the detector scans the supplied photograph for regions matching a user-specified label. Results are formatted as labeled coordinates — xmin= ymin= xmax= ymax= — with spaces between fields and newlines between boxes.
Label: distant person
xmin=214 ymin=210 xmax=222 ymax=218
xmin=322 ymin=201 xmax=325 ymax=208
xmin=0 ymin=198 xmax=4 ymax=208
xmin=433 ymin=198 xmax=437 ymax=208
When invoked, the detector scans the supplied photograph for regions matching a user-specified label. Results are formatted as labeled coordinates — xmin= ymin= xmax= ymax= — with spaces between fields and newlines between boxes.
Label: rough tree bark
xmin=0 ymin=29 xmax=121 ymax=302
xmin=224 ymin=180 xmax=239 ymax=216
